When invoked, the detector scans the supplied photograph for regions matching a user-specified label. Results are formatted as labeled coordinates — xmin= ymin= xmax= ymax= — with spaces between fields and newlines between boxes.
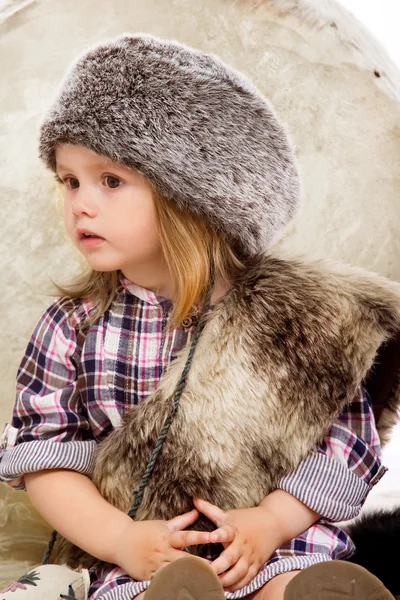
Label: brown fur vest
xmin=52 ymin=251 xmax=400 ymax=569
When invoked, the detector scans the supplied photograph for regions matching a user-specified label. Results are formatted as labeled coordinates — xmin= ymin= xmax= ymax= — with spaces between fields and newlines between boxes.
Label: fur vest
xmin=53 ymin=251 xmax=400 ymax=569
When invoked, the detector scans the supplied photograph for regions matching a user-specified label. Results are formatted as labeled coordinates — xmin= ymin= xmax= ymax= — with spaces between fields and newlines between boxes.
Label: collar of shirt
xmin=119 ymin=272 xmax=172 ymax=307
xmin=118 ymin=271 xmax=216 ymax=314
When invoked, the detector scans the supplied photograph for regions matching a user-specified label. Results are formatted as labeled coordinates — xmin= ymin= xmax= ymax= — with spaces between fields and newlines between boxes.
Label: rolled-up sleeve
xmin=277 ymin=386 xmax=387 ymax=522
xmin=0 ymin=297 xmax=96 ymax=491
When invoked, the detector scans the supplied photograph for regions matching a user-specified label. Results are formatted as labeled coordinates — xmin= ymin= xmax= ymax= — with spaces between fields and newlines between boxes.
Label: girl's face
xmin=55 ymin=144 xmax=171 ymax=295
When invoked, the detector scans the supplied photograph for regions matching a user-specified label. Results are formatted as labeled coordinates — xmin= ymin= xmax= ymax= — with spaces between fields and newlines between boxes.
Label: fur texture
xmin=347 ymin=508 xmax=400 ymax=597
xmin=51 ymin=251 xmax=400 ymax=570
xmin=37 ymin=33 xmax=301 ymax=257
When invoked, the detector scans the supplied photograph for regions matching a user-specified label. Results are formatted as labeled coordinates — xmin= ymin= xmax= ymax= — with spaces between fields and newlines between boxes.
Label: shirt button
xmin=182 ymin=316 xmax=193 ymax=328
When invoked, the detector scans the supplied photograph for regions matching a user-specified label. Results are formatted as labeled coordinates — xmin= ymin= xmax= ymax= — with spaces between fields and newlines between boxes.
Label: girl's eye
xmin=104 ymin=175 xmax=123 ymax=189
xmin=65 ymin=177 xmax=79 ymax=190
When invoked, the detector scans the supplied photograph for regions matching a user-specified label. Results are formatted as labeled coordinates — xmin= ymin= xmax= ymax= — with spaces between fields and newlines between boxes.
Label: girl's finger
xmin=210 ymin=543 xmax=242 ymax=575
xmin=168 ymin=529 xmax=211 ymax=549
xmin=225 ymin=563 xmax=259 ymax=593
xmin=218 ymin=556 xmax=249 ymax=589
xmin=193 ymin=497 xmax=226 ymax=527
xmin=209 ymin=524 xmax=236 ymax=545
xmin=167 ymin=508 xmax=199 ymax=531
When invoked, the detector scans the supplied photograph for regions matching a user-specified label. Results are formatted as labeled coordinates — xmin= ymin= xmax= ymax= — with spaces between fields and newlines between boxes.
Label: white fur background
xmin=0 ymin=0 xmax=399 ymax=588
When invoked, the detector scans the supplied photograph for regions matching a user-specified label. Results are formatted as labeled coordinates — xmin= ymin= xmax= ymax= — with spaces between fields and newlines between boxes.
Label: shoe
xmin=144 ymin=555 xmax=225 ymax=600
xmin=284 ymin=560 xmax=395 ymax=599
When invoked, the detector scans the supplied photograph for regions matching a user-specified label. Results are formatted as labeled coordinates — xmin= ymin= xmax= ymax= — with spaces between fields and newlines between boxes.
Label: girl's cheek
xmin=63 ymin=203 xmax=70 ymax=227
xmin=63 ymin=204 xmax=76 ymax=240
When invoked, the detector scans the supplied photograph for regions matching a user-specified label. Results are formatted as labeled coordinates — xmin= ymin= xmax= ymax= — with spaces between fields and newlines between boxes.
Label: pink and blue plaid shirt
xmin=0 ymin=272 xmax=387 ymax=599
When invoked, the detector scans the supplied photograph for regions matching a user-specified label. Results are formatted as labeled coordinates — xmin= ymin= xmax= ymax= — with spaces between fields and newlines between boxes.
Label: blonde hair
xmin=54 ymin=185 xmax=246 ymax=331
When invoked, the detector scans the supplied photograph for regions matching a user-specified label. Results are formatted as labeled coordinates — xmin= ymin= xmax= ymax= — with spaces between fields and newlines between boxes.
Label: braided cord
xmin=42 ymin=275 xmax=214 ymax=581
xmin=42 ymin=529 xmax=58 ymax=565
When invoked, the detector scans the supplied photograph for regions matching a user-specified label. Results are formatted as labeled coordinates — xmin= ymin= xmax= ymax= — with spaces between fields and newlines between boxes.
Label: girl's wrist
xmin=102 ymin=512 xmax=137 ymax=565
xmin=252 ymin=504 xmax=286 ymax=548
xmin=258 ymin=489 xmax=320 ymax=545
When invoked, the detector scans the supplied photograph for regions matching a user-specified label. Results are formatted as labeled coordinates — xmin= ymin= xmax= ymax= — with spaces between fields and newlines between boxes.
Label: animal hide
xmin=52 ymin=251 xmax=400 ymax=570
xmin=346 ymin=508 xmax=400 ymax=597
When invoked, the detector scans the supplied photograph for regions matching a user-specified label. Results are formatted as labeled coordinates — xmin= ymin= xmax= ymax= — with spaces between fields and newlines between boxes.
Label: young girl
xmin=0 ymin=33 xmax=398 ymax=600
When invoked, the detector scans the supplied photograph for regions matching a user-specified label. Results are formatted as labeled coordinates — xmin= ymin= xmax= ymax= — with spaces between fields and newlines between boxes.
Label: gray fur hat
xmin=38 ymin=32 xmax=301 ymax=257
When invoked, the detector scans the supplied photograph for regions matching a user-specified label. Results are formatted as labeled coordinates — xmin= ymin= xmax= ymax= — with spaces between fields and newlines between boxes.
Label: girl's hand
xmin=193 ymin=497 xmax=281 ymax=593
xmin=112 ymin=508 xmax=211 ymax=581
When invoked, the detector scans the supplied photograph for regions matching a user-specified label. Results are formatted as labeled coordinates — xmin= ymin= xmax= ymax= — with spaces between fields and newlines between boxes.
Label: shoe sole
xmin=144 ymin=555 xmax=225 ymax=600
xmin=284 ymin=561 xmax=395 ymax=600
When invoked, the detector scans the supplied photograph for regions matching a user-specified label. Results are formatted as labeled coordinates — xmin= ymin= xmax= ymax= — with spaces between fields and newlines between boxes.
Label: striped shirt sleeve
xmin=0 ymin=297 xmax=97 ymax=491
xmin=277 ymin=386 xmax=387 ymax=522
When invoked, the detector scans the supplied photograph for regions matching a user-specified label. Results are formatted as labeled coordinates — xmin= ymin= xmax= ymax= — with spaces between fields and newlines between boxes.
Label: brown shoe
xmin=284 ymin=561 xmax=395 ymax=600
xmin=144 ymin=556 xmax=225 ymax=600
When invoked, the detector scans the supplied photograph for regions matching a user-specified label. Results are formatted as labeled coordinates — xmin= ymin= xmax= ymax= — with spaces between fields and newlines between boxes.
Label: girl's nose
xmin=71 ymin=189 xmax=98 ymax=217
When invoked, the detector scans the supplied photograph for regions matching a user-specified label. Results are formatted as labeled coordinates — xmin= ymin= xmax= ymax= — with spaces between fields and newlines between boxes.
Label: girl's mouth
xmin=81 ymin=234 xmax=105 ymax=248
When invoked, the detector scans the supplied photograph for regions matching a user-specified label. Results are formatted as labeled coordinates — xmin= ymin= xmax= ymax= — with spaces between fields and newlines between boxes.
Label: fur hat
xmin=38 ymin=32 xmax=301 ymax=257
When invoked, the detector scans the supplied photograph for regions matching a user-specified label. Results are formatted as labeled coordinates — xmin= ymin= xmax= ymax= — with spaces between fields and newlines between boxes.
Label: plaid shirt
xmin=0 ymin=272 xmax=387 ymax=599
